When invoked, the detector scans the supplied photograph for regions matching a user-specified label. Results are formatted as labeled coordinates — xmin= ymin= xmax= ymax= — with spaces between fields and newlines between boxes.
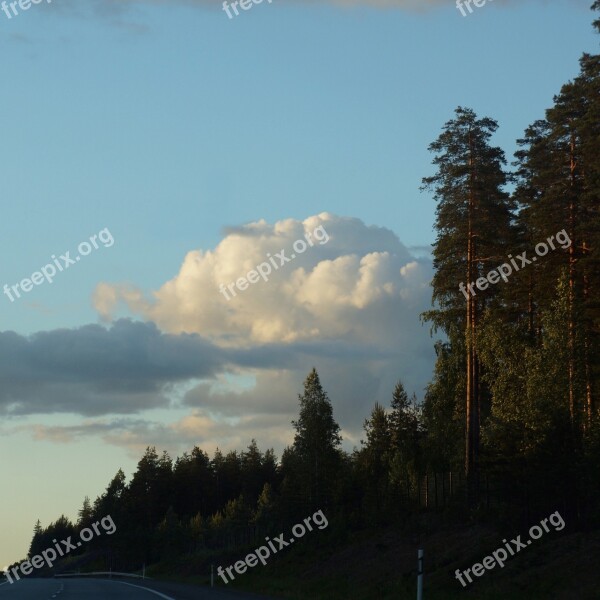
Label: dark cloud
xmin=0 ymin=319 xmax=392 ymax=417
xmin=0 ymin=320 xmax=226 ymax=416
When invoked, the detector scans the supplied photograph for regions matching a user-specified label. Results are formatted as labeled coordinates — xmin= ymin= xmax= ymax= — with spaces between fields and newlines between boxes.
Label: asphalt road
xmin=0 ymin=578 xmax=279 ymax=599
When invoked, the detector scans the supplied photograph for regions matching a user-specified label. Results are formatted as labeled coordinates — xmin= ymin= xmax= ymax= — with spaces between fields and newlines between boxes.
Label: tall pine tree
xmin=422 ymin=107 xmax=515 ymax=498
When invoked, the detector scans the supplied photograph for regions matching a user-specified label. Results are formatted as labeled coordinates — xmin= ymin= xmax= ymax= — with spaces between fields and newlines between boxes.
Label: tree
xmin=189 ymin=512 xmax=207 ymax=550
xmin=513 ymin=17 xmax=600 ymax=433
xmin=422 ymin=107 xmax=515 ymax=498
xmin=241 ymin=439 xmax=266 ymax=503
xmin=290 ymin=368 xmax=342 ymax=511
xmin=358 ymin=403 xmax=391 ymax=522
xmin=124 ymin=446 xmax=174 ymax=561
xmin=155 ymin=506 xmax=187 ymax=559
xmin=28 ymin=520 xmax=44 ymax=558
xmin=77 ymin=496 xmax=94 ymax=528
xmin=173 ymin=447 xmax=214 ymax=519
xmin=253 ymin=482 xmax=276 ymax=532
xmin=478 ymin=278 xmax=577 ymax=517
xmin=388 ymin=382 xmax=423 ymax=502
xmin=422 ymin=341 xmax=463 ymax=474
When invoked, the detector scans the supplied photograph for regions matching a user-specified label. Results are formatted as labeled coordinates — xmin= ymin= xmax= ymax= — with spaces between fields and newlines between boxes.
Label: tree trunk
xmin=466 ymin=129 xmax=480 ymax=503
xmin=568 ymin=131 xmax=577 ymax=429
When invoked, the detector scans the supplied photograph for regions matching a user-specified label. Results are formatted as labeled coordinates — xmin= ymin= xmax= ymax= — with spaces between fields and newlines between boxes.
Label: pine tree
xmin=422 ymin=107 xmax=515 ymax=497
xmin=513 ymin=8 xmax=600 ymax=433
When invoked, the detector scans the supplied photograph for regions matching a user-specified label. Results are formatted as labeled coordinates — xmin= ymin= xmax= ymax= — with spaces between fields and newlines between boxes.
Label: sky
xmin=0 ymin=0 xmax=597 ymax=569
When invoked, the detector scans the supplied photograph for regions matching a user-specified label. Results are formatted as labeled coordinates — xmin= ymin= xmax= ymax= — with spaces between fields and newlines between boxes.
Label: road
xmin=0 ymin=578 xmax=279 ymax=599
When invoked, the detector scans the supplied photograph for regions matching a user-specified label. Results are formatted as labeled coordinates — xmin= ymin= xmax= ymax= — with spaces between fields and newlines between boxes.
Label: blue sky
xmin=0 ymin=0 xmax=597 ymax=569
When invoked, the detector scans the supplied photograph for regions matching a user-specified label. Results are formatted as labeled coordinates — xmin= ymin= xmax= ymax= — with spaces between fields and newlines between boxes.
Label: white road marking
xmin=111 ymin=580 xmax=177 ymax=600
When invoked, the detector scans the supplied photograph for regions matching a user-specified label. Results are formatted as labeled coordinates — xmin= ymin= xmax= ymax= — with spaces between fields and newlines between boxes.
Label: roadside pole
xmin=417 ymin=549 xmax=423 ymax=600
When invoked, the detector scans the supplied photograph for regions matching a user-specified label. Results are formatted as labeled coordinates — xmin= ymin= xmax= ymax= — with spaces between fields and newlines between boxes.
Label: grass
xmin=140 ymin=516 xmax=600 ymax=599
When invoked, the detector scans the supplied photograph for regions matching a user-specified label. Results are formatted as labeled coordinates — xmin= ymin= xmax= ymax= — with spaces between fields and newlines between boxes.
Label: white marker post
xmin=417 ymin=549 xmax=423 ymax=600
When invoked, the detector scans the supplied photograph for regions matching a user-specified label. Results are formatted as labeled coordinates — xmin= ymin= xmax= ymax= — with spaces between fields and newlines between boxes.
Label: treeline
xmin=21 ymin=1 xmax=600 ymax=579
xmin=24 ymin=370 xmax=428 ymax=572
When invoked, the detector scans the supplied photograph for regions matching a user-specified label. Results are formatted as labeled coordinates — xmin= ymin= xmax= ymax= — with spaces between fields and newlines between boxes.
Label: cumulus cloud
xmin=94 ymin=213 xmax=430 ymax=346
xmin=5 ymin=213 xmax=436 ymax=455
xmin=91 ymin=213 xmax=434 ymax=451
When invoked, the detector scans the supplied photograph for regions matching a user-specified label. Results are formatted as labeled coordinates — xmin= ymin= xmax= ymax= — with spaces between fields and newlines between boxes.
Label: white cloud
xmin=86 ymin=213 xmax=435 ymax=453
xmin=94 ymin=212 xmax=431 ymax=344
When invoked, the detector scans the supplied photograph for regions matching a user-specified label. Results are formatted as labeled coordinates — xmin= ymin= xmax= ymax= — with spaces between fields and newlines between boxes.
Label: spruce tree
xmin=388 ymin=382 xmax=424 ymax=503
xmin=359 ymin=403 xmax=391 ymax=521
xmin=291 ymin=368 xmax=341 ymax=510
xmin=28 ymin=520 xmax=44 ymax=558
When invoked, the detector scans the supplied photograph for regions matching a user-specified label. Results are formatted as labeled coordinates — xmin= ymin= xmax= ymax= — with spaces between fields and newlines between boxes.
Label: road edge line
xmin=110 ymin=580 xmax=177 ymax=599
